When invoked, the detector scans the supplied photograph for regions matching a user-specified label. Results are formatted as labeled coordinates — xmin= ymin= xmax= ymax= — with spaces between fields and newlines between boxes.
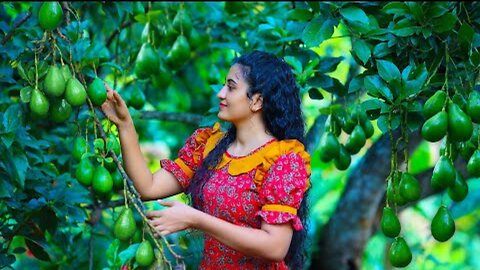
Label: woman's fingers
xmin=146 ymin=211 xmax=162 ymax=219
xmin=113 ymin=91 xmax=126 ymax=107
xmin=104 ymin=82 xmax=114 ymax=92
xmin=103 ymin=82 xmax=118 ymax=103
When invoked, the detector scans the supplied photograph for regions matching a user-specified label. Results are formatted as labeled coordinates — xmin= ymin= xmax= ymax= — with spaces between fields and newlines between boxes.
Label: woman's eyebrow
xmin=227 ymin=78 xmax=237 ymax=85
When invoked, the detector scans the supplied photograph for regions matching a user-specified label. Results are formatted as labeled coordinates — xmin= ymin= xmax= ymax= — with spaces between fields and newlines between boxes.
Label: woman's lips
xmin=219 ymin=103 xmax=227 ymax=108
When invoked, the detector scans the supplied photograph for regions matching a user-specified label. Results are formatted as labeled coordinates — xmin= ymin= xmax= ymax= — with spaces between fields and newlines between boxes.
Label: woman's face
xmin=216 ymin=64 xmax=261 ymax=124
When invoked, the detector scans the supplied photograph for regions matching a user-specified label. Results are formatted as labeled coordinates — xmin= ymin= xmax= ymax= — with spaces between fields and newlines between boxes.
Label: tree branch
xmin=305 ymin=115 xmax=326 ymax=153
xmin=106 ymin=20 xmax=134 ymax=47
xmin=371 ymin=155 xmax=469 ymax=233
xmin=61 ymin=2 xmax=71 ymax=25
xmin=1 ymin=11 xmax=32 ymax=45
xmin=310 ymin=129 xmax=424 ymax=270
xmin=138 ymin=111 xmax=204 ymax=125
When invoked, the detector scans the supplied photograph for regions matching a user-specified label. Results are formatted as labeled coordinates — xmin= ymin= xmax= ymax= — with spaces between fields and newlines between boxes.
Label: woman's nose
xmin=217 ymin=85 xmax=227 ymax=99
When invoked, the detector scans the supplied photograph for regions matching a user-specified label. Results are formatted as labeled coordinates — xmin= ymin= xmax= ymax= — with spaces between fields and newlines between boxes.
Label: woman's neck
xmin=229 ymin=118 xmax=276 ymax=155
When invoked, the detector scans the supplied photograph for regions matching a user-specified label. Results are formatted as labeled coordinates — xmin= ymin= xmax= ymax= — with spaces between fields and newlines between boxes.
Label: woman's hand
xmin=101 ymin=83 xmax=132 ymax=128
xmin=147 ymin=200 xmax=199 ymax=236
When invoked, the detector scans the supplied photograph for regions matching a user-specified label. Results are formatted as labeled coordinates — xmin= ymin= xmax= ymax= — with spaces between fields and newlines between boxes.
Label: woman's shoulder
xmin=265 ymin=139 xmax=311 ymax=164
xmin=252 ymin=139 xmax=311 ymax=188
xmin=189 ymin=122 xmax=224 ymax=145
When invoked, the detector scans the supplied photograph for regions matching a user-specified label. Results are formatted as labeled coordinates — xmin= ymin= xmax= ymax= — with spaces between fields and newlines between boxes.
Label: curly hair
xmin=187 ymin=50 xmax=310 ymax=269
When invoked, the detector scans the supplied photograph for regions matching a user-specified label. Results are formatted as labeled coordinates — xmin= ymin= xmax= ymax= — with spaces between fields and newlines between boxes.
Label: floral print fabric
xmin=160 ymin=125 xmax=310 ymax=270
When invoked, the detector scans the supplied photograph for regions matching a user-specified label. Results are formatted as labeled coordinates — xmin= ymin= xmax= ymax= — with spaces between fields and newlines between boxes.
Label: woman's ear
xmin=250 ymin=93 xmax=263 ymax=112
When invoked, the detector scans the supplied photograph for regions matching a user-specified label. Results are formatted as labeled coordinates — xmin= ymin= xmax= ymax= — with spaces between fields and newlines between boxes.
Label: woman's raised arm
xmin=101 ymin=84 xmax=183 ymax=200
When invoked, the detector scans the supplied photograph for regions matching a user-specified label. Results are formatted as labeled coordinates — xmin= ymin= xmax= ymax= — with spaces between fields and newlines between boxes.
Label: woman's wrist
xmin=116 ymin=118 xmax=134 ymax=131
xmin=189 ymin=207 xmax=204 ymax=230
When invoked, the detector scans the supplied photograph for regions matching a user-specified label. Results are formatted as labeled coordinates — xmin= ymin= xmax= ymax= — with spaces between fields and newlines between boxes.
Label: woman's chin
xmin=217 ymin=112 xmax=228 ymax=121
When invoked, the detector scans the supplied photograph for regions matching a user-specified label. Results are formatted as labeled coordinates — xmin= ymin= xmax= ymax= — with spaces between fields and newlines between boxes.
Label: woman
xmin=101 ymin=50 xmax=311 ymax=269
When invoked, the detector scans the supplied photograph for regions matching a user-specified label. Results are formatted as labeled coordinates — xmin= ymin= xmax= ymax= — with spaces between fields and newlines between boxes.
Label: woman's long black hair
xmin=186 ymin=50 xmax=310 ymax=269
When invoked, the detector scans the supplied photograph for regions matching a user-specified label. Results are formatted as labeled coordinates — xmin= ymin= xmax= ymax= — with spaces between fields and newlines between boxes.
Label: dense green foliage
xmin=1 ymin=2 xmax=479 ymax=269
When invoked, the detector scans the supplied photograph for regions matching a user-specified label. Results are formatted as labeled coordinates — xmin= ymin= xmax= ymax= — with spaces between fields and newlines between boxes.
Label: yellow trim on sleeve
xmin=261 ymin=204 xmax=297 ymax=215
xmin=174 ymin=158 xmax=194 ymax=179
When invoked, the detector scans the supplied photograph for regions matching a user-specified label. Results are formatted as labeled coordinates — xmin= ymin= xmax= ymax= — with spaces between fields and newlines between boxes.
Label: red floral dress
xmin=160 ymin=123 xmax=311 ymax=270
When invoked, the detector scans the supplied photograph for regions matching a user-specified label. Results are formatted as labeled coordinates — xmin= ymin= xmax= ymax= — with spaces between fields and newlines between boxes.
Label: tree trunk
xmin=309 ymin=127 xmax=469 ymax=270
xmin=309 ymin=130 xmax=425 ymax=270
xmin=310 ymin=133 xmax=393 ymax=270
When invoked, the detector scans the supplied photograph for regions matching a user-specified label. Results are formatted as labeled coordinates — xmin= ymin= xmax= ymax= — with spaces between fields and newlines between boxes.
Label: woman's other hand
xmin=147 ymin=200 xmax=199 ymax=237
xmin=101 ymin=83 xmax=132 ymax=128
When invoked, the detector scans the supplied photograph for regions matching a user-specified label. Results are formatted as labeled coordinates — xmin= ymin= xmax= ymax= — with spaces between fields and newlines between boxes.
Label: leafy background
xmin=1 ymin=2 xmax=480 ymax=270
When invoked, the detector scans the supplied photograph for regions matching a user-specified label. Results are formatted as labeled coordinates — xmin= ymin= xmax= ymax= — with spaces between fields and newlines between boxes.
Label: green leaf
xmin=287 ymin=8 xmax=313 ymax=21
xmin=146 ymin=10 xmax=164 ymax=23
xmin=458 ymin=23 xmax=474 ymax=48
xmin=405 ymin=2 xmax=424 ymax=23
xmin=401 ymin=65 xmax=413 ymax=82
xmin=361 ymin=99 xmax=388 ymax=120
xmin=348 ymin=76 xmax=364 ymax=94
xmin=4 ymin=104 xmax=22 ymax=133
xmin=25 ymin=238 xmax=51 ymax=262
xmin=11 ymin=144 xmax=28 ymax=189
xmin=401 ymin=64 xmax=428 ymax=100
xmin=364 ymin=75 xmax=393 ymax=102
xmin=1 ymin=133 xmax=15 ymax=150
xmin=308 ymin=88 xmax=323 ymax=100
xmin=100 ymin=62 xmax=124 ymax=74
xmin=106 ymin=239 xmax=120 ymax=265
xmin=377 ymin=114 xmax=400 ymax=133
xmin=0 ymin=177 xmax=13 ymax=198
xmin=12 ymin=247 xmax=26 ymax=254
xmin=373 ymin=42 xmax=392 ymax=58
xmin=20 ymin=86 xmax=32 ymax=103
xmin=391 ymin=26 xmax=419 ymax=37
xmin=106 ymin=138 xmax=116 ymax=153
xmin=17 ymin=62 xmax=29 ymax=82
xmin=26 ymin=197 xmax=47 ymax=210
xmin=402 ymin=80 xmax=423 ymax=100
xmin=425 ymin=2 xmax=450 ymax=19
xmin=376 ymin=60 xmax=401 ymax=83
xmin=104 ymin=156 xmax=114 ymax=163
xmin=317 ymin=57 xmax=343 ymax=73
xmin=382 ymin=2 xmax=408 ymax=16
xmin=406 ymin=100 xmax=423 ymax=112
xmin=421 ymin=28 xmax=432 ymax=38
xmin=432 ymin=13 xmax=457 ymax=33
xmin=339 ymin=6 xmax=369 ymax=24
xmin=133 ymin=13 xmax=148 ymax=24
xmin=352 ymin=39 xmax=371 ymax=65
xmin=119 ymin=243 xmax=140 ymax=264
xmin=318 ymin=104 xmax=343 ymax=115
xmin=37 ymin=61 xmax=48 ymax=80
xmin=284 ymin=56 xmax=302 ymax=74
xmin=94 ymin=138 xmax=105 ymax=151
xmin=307 ymin=73 xmax=347 ymax=96
xmin=471 ymin=51 xmax=480 ymax=67
xmin=308 ymin=2 xmax=320 ymax=13
xmin=366 ymin=28 xmax=390 ymax=39
xmin=302 ymin=16 xmax=336 ymax=47
xmin=345 ymin=20 xmax=372 ymax=35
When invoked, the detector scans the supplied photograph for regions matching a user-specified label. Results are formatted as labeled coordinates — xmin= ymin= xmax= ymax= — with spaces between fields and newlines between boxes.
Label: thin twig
xmin=89 ymin=102 xmax=184 ymax=264
xmin=61 ymin=2 xmax=71 ymax=25
xmin=1 ymin=11 xmax=32 ymax=45
xmin=139 ymin=111 xmax=204 ymax=125
xmin=106 ymin=20 xmax=134 ymax=47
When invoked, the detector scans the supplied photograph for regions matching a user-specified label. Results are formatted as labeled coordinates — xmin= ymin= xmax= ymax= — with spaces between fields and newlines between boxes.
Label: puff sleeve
xmin=160 ymin=125 xmax=216 ymax=190
xmin=255 ymin=152 xmax=309 ymax=231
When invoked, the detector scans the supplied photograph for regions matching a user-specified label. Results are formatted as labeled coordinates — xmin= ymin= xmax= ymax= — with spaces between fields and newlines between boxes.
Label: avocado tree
xmin=1 ymin=2 xmax=479 ymax=270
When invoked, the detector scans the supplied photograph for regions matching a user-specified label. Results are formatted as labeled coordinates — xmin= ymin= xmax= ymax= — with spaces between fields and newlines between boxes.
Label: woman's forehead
xmin=227 ymin=64 xmax=244 ymax=80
